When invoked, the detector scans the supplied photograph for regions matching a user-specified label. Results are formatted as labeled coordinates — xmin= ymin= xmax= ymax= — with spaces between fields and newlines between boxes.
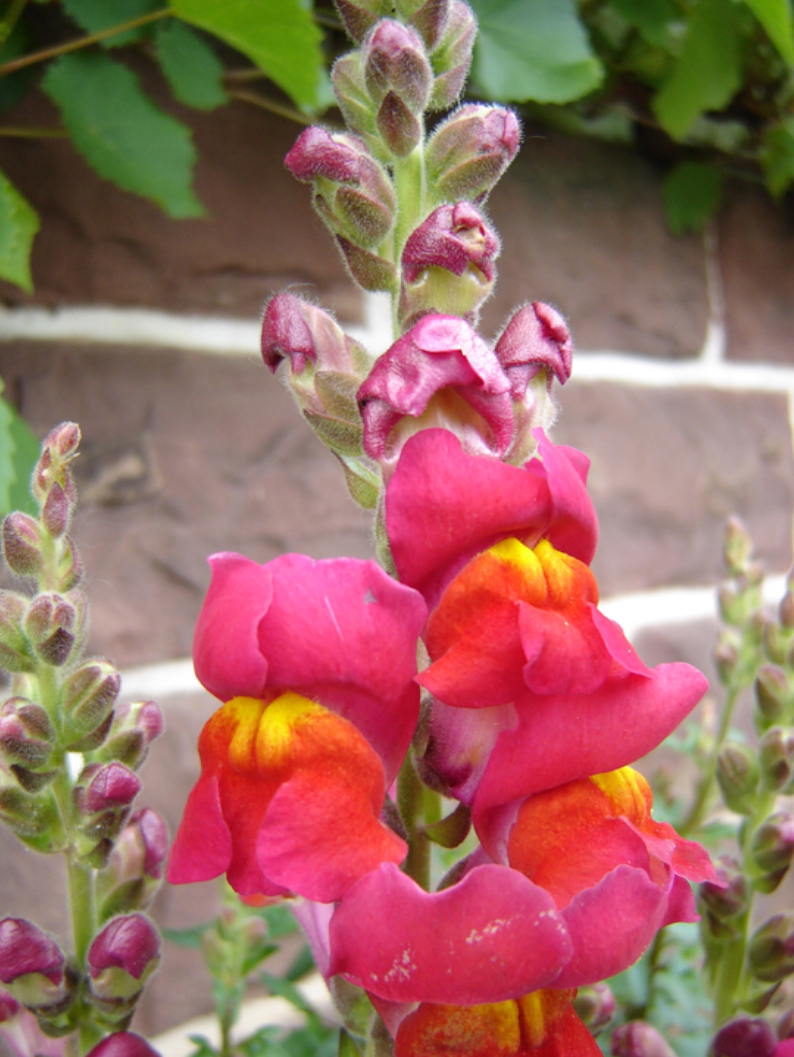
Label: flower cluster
xmin=169 ymin=0 xmax=719 ymax=1051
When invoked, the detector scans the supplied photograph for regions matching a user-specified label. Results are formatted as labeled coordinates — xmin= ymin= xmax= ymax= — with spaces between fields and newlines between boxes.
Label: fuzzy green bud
xmin=24 ymin=593 xmax=77 ymax=667
xmin=2 ymin=513 xmax=44 ymax=578
xmin=334 ymin=0 xmax=392 ymax=42
xmin=724 ymin=516 xmax=753 ymax=575
xmin=0 ymin=591 xmax=35 ymax=674
xmin=759 ymin=727 xmax=794 ymax=791
xmin=716 ymin=741 xmax=760 ymax=813
xmin=94 ymin=700 xmax=163 ymax=770
xmin=31 ymin=423 xmax=80 ymax=507
xmin=61 ymin=660 xmax=120 ymax=749
xmin=427 ymin=0 xmax=476 ymax=108
xmin=755 ymin=664 xmax=790 ymax=731
xmin=748 ymin=912 xmax=794 ymax=983
xmin=751 ymin=812 xmax=794 ymax=892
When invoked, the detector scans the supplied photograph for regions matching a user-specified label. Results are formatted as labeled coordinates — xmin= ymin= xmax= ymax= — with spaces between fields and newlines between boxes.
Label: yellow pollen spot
xmin=517 ymin=992 xmax=546 ymax=1049
xmin=225 ymin=697 xmax=267 ymax=771
xmin=255 ymin=691 xmax=325 ymax=769
xmin=591 ymin=767 xmax=652 ymax=823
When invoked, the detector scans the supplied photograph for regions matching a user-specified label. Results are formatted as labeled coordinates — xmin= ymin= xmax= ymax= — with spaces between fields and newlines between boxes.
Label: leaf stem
xmin=0 ymin=126 xmax=68 ymax=138
xmin=0 ymin=0 xmax=29 ymax=52
xmin=0 ymin=8 xmax=173 ymax=79
xmin=226 ymin=88 xmax=314 ymax=126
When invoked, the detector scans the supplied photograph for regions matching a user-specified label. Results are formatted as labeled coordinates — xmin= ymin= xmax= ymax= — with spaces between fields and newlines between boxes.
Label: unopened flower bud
xmin=748 ymin=912 xmax=794 ymax=982
xmin=99 ymin=808 xmax=168 ymax=918
xmin=697 ymin=857 xmax=748 ymax=926
xmin=780 ymin=580 xmax=794 ymax=629
xmin=752 ymin=813 xmax=794 ymax=891
xmin=2 ymin=513 xmax=44 ymax=578
xmin=286 ymin=128 xmax=395 ymax=249
xmin=400 ymin=202 xmax=499 ymax=326
xmin=332 ymin=53 xmax=380 ymax=149
xmin=718 ymin=584 xmax=747 ymax=626
xmin=334 ymin=0 xmax=392 ymax=41
xmin=41 ymin=483 xmax=71 ymax=539
xmin=759 ymin=727 xmax=794 ymax=791
xmin=611 ymin=1021 xmax=676 ymax=1056
xmin=31 ymin=424 xmax=80 ymax=508
xmin=95 ymin=700 xmax=163 ymax=770
xmin=714 ymin=629 xmax=740 ymax=683
xmin=755 ymin=664 xmax=790 ymax=730
xmin=0 ymin=699 xmax=54 ymax=771
xmin=86 ymin=1033 xmax=162 ymax=1057
xmin=573 ymin=981 xmax=615 ymax=1033
xmin=88 ymin=914 xmax=160 ymax=1002
xmin=358 ymin=313 xmax=513 ymax=476
xmin=711 ymin=1018 xmax=777 ymax=1057
xmin=24 ymin=593 xmax=77 ymax=667
xmin=338 ymin=237 xmax=398 ymax=292
xmin=61 ymin=660 xmax=120 ymax=749
xmin=0 ymin=919 xmax=69 ymax=1012
xmin=0 ymin=785 xmax=61 ymax=851
xmin=428 ymin=0 xmax=476 ymax=107
xmin=426 ymin=104 xmax=520 ymax=203
xmin=716 ymin=741 xmax=759 ymax=813
xmin=77 ymin=763 xmax=141 ymax=817
xmin=724 ymin=516 xmax=753 ymax=576
xmin=0 ymin=591 xmax=34 ymax=674
xmin=0 ymin=989 xmax=19 ymax=1022
xmin=364 ymin=21 xmax=432 ymax=114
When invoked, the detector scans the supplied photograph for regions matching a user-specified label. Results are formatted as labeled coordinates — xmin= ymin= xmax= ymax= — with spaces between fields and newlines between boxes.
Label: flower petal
xmin=328 ymin=863 xmax=571 ymax=1004
xmin=166 ymin=773 xmax=233 ymax=885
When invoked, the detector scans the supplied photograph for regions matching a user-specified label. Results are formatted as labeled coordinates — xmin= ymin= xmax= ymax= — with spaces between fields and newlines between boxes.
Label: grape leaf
xmin=468 ymin=0 xmax=605 ymax=104
xmin=609 ymin=0 xmax=679 ymax=49
xmin=7 ymin=405 xmax=40 ymax=514
xmin=743 ymin=0 xmax=794 ymax=66
xmin=763 ymin=117 xmax=794 ymax=197
xmin=156 ymin=20 xmax=227 ymax=110
xmin=662 ymin=161 xmax=724 ymax=235
xmin=43 ymin=53 xmax=204 ymax=219
xmin=653 ymin=0 xmax=744 ymax=141
xmin=0 ymin=168 xmax=39 ymax=292
xmin=61 ymin=0 xmax=162 ymax=47
xmin=172 ymin=0 xmax=326 ymax=113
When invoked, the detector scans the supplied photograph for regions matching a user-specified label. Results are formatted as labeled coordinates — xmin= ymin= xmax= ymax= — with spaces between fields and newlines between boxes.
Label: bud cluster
xmin=0 ymin=424 xmax=166 ymax=1047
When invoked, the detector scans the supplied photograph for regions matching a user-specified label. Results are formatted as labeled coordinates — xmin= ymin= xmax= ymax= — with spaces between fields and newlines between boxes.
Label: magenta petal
xmin=259 ymin=555 xmax=426 ymax=780
xmin=167 ymin=774 xmax=232 ymax=884
xmin=473 ymin=663 xmax=709 ymax=822
xmin=554 ymin=865 xmax=668 ymax=988
xmin=328 ymin=862 xmax=572 ymax=1004
xmin=661 ymin=874 xmax=698 ymax=927
xmin=533 ymin=431 xmax=597 ymax=566
xmin=291 ymin=900 xmax=335 ymax=978
xmin=589 ymin=606 xmax=651 ymax=677
xmin=194 ymin=553 xmax=273 ymax=701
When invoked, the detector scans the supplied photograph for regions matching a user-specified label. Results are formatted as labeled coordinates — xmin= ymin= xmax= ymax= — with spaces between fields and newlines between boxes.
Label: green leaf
xmin=172 ymin=0 xmax=325 ymax=113
xmin=653 ymin=0 xmax=744 ymax=140
xmin=743 ymin=0 xmax=794 ymax=65
xmin=0 ymin=169 xmax=38 ymax=292
xmin=609 ymin=0 xmax=679 ymax=48
xmin=161 ymin=922 xmax=214 ymax=948
xmin=763 ymin=117 xmax=794 ymax=196
xmin=7 ymin=405 xmax=39 ymax=515
xmin=0 ymin=392 xmax=15 ymax=515
xmin=61 ymin=0 xmax=161 ymax=47
xmin=662 ymin=161 xmax=724 ymax=235
xmin=156 ymin=20 xmax=228 ymax=110
xmin=43 ymin=53 xmax=204 ymax=219
xmin=259 ymin=902 xmax=299 ymax=938
xmin=469 ymin=0 xmax=604 ymax=103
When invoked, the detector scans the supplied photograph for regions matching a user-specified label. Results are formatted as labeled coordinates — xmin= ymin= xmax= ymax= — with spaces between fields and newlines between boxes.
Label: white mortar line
xmin=117 ymin=575 xmax=789 ymax=703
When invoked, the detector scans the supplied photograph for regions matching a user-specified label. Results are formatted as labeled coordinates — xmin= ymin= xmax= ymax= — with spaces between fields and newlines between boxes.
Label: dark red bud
xmin=286 ymin=126 xmax=362 ymax=184
xmin=0 ymin=919 xmax=65 ymax=986
xmin=364 ymin=20 xmax=432 ymax=114
xmin=428 ymin=0 xmax=476 ymax=109
xmin=80 ymin=763 xmax=141 ymax=815
xmin=402 ymin=202 xmax=499 ymax=283
xmin=495 ymin=302 xmax=572 ymax=400
xmin=41 ymin=482 xmax=71 ymax=538
xmin=611 ymin=1022 xmax=677 ymax=1056
xmin=0 ymin=989 xmax=19 ymax=1021
xmin=86 ymin=1034 xmax=162 ymax=1057
xmin=89 ymin=915 xmax=160 ymax=981
xmin=2 ymin=513 xmax=44 ymax=578
xmin=711 ymin=1017 xmax=777 ymax=1057
xmin=427 ymin=104 xmax=520 ymax=202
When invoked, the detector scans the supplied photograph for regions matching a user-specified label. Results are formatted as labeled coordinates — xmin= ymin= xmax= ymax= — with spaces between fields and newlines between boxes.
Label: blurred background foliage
xmin=0 ymin=0 xmax=792 ymax=507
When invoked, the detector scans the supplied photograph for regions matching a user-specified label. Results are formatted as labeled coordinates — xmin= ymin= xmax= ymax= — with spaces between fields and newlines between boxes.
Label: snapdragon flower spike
xmin=358 ymin=315 xmax=513 ymax=476
xmin=426 ymin=104 xmax=521 ymax=204
xmin=168 ymin=552 xmax=426 ymax=902
xmin=285 ymin=128 xmax=395 ymax=250
xmin=399 ymin=203 xmax=499 ymax=326
xmin=395 ymin=988 xmax=600 ymax=1057
xmin=479 ymin=767 xmax=717 ymax=988
xmin=88 ymin=914 xmax=160 ymax=1000
xmin=363 ymin=21 xmax=432 ymax=156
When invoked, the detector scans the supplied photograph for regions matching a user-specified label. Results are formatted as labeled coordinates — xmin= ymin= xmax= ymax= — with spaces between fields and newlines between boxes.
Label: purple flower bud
xmin=262 ymin=293 xmax=361 ymax=379
xmin=760 ymin=727 xmax=794 ymax=791
xmin=332 ymin=54 xmax=380 ymax=147
xmin=0 ymin=591 xmax=35 ymax=674
xmin=572 ymin=981 xmax=615 ymax=1033
xmin=41 ymin=483 xmax=71 ymax=539
xmin=403 ymin=203 xmax=499 ymax=284
xmin=88 ymin=915 xmax=160 ymax=999
xmin=426 ymin=104 xmax=521 ymax=203
xmin=364 ymin=21 xmax=432 ymax=114
xmin=0 ymin=920 xmax=64 ymax=988
xmin=358 ymin=313 xmax=513 ymax=475
xmin=86 ymin=1033 xmax=161 ymax=1057
xmin=337 ymin=237 xmax=398 ymax=293
xmin=0 ymin=989 xmax=19 ymax=1022
xmin=2 ymin=514 xmax=44 ymax=578
xmin=24 ymin=593 xmax=77 ymax=667
xmin=428 ymin=0 xmax=476 ymax=108
xmin=114 ymin=809 xmax=169 ymax=882
xmin=755 ymin=665 xmax=789 ymax=728
xmin=46 ymin=422 xmax=81 ymax=462
xmin=698 ymin=856 xmax=748 ymax=924
xmin=94 ymin=700 xmax=163 ymax=770
xmin=716 ymin=741 xmax=760 ymax=813
xmin=403 ymin=0 xmax=451 ymax=51
xmin=749 ymin=912 xmax=794 ymax=983
xmin=495 ymin=303 xmax=572 ymax=399
xmin=611 ymin=1022 xmax=677 ymax=1057
xmin=711 ymin=1018 xmax=777 ymax=1057
xmin=753 ymin=812 xmax=794 ymax=879
xmin=0 ymin=698 xmax=54 ymax=770
xmin=79 ymin=763 xmax=141 ymax=816
xmin=32 ymin=424 xmax=80 ymax=506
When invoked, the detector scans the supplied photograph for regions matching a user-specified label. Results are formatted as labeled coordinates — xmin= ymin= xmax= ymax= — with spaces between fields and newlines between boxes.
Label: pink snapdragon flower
xmin=167 ymin=553 xmax=426 ymax=902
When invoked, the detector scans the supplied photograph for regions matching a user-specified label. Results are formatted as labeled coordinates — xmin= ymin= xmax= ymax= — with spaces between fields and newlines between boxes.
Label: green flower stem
xmin=391 ymin=140 xmax=426 ymax=336
xmin=397 ymin=751 xmax=430 ymax=890
xmin=0 ymin=8 xmax=172 ymax=78
xmin=0 ymin=126 xmax=69 ymax=138
xmin=680 ymin=685 xmax=740 ymax=837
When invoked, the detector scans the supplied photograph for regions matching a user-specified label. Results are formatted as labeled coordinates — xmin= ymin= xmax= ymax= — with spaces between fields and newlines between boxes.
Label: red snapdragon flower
xmin=167 ymin=552 xmax=426 ymax=902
